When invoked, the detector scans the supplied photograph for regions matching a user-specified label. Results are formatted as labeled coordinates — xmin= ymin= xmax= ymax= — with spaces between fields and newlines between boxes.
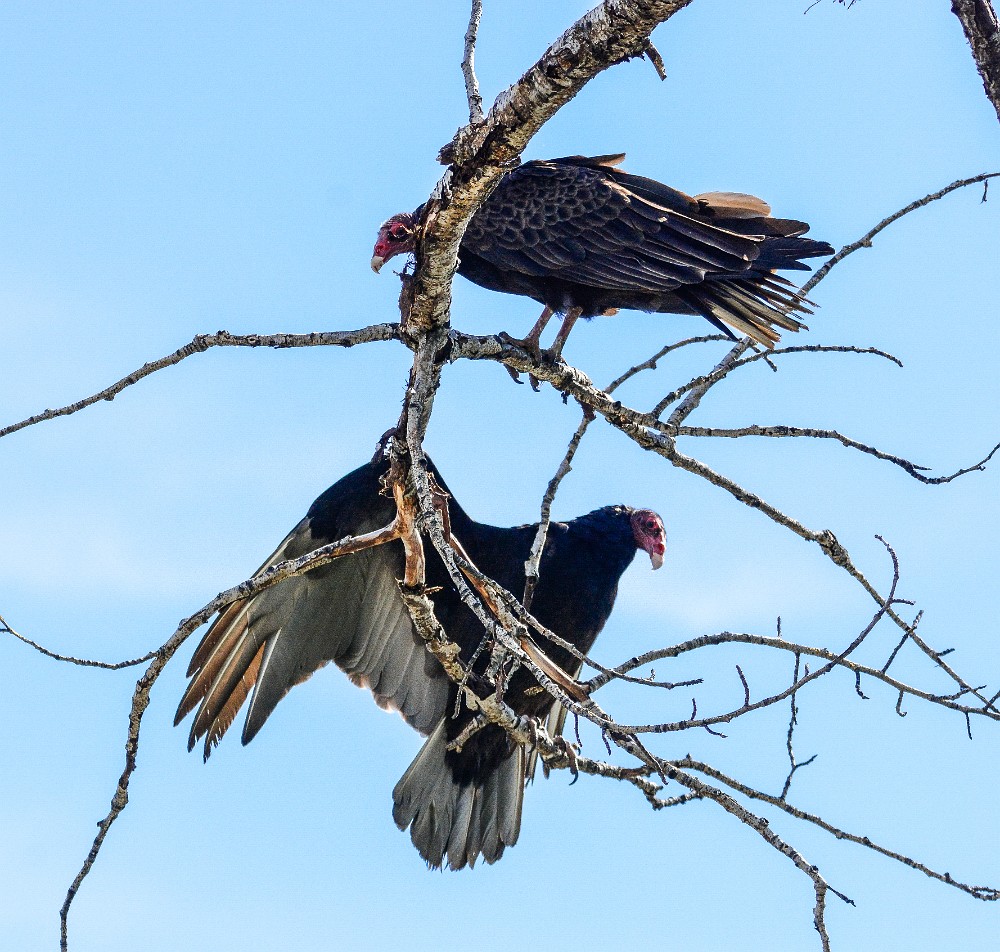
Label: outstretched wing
xmin=464 ymin=156 xmax=767 ymax=293
xmin=175 ymin=462 xmax=451 ymax=759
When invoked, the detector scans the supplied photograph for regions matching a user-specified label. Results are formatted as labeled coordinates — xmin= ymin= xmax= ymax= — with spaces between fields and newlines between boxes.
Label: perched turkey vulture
xmin=176 ymin=457 xmax=665 ymax=869
xmin=372 ymin=154 xmax=833 ymax=353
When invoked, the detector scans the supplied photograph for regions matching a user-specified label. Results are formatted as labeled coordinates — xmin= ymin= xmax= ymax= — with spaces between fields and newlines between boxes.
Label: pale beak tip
xmin=649 ymin=551 xmax=664 ymax=571
xmin=370 ymin=255 xmax=385 ymax=274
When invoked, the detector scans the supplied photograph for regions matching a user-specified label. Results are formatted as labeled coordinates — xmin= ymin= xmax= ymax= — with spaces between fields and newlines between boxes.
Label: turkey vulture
xmin=176 ymin=457 xmax=666 ymax=869
xmin=372 ymin=154 xmax=833 ymax=353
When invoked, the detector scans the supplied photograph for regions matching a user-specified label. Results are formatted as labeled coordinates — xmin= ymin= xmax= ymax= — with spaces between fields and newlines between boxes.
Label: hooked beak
xmin=370 ymin=255 xmax=386 ymax=274
xmin=648 ymin=549 xmax=664 ymax=571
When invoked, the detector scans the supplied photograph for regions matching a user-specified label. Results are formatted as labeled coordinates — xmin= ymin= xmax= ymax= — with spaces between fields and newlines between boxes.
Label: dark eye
xmin=389 ymin=224 xmax=409 ymax=240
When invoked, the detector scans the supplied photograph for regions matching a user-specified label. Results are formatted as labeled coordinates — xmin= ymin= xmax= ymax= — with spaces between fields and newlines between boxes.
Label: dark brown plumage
xmin=176 ymin=457 xmax=666 ymax=869
xmin=372 ymin=154 xmax=833 ymax=351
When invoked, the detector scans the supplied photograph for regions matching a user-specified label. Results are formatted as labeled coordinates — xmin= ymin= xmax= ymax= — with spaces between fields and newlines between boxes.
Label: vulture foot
xmin=498 ymin=331 xmax=548 ymax=391
xmin=553 ymin=734 xmax=581 ymax=783
xmin=518 ymin=714 xmax=580 ymax=782
xmin=504 ymin=364 xmax=525 ymax=385
xmin=498 ymin=330 xmax=545 ymax=363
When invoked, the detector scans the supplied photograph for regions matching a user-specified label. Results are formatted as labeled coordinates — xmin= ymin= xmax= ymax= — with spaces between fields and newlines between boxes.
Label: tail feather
xmin=755 ymin=236 xmax=834 ymax=271
xmin=678 ymin=271 xmax=816 ymax=348
xmin=392 ymin=720 xmax=525 ymax=870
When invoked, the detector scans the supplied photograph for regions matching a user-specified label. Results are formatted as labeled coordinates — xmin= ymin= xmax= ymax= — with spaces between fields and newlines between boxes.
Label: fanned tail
xmin=392 ymin=720 xmax=525 ymax=870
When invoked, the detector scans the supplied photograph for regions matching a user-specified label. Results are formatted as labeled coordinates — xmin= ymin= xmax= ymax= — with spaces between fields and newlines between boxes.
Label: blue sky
xmin=2 ymin=2 xmax=998 ymax=950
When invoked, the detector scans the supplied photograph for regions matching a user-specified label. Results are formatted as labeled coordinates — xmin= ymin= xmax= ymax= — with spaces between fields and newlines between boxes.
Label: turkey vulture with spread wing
xmin=372 ymin=154 xmax=833 ymax=353
xmin=176 ymin=457 xmax=665 ymax=869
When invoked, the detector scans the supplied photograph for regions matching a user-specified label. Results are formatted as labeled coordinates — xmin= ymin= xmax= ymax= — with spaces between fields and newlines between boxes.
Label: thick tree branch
xmin=952 ymin=1 xmax=1000 ymax=124
xmin=409 ymin=0 xmax=693 ymax=332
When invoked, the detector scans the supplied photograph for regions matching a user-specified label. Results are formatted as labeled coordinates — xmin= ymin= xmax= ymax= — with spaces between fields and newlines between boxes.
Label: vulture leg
xmin=547 ymin=306 xmax=583 ymax=360
xmin=522 ymin=305 xmax=555 ymax=356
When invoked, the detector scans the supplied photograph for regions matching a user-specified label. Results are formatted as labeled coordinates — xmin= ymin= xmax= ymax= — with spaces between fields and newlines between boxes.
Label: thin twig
xmin=664 ymin=339 xmax=752 ymax=426
xmin=608 ymin=541 xmax=900 ymax=735
xmin=653 ymin=344 xmax=902 ymax=417
xmin=644 ymin=41 xmax=667 ymax=79
xmin=677 ymin=424 xmax=1000 ymax=485
xmin=678 ymin=757 xmax=1000 ymax=903
xmin=523 ymin=411 xmax=591 ymax=609
xmin=1 ymin=614 xmax=155 ymax=670
xmin=659 ymin=765 xmax=845 ymax=950
xmin=523 ymin=335 xmax=724 ymax=607
xmin=802 ymin=172 xmax=1000 ymax=294
xmin=781 ymin=653 xmax=818 ymax=799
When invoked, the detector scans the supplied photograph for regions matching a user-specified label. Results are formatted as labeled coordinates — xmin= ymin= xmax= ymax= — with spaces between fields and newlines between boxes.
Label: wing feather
xmin=463 ymin=161 xmax=767 ymax=295
xmin=176 ymin=462 xmax=452 ymax=755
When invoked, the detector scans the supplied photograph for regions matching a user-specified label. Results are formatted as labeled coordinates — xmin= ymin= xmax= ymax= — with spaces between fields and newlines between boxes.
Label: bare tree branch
xmin=802 ymin=171 xmax=1000 ymax=294
xmin=780 ymin=651 xmax=818 ymax=799
xmin=650 ymin=343 xmax=903 ymax=419
xmin=1 ymin=614 xmax=156 ymax=669
xmin=0 ymin=325 xmax=400 ymax=441
xmin=676 ymin=423 xmax=1000 ymax=484
xmin=587 ymin=627 xmax=1000 ymax=722
xmin=58 ymin=518 xmax=412 ymax=949
xmin=664 ymin=339 xmax=753 ymax=427
xmin=462 ymin=0 xmax=485 ymax=123
xmin=522 ymin=410 xmax=590 ymax=610
xmin=952 ymin=0 xmax=1000 ymax=123
xmin=663 ymin=766 xmax=846 ymax=951
xmin=677 ymin=757 xmax=1000 ymax=902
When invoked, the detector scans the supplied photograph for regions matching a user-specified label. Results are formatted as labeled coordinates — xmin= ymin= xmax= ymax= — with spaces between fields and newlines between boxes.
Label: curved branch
xmin=802 ymin=172 xmax=1000 ymax=294
xmin=586 ymin=630 xmax=1000 ymax=722
xmin=663 ymin=766 xmax=844 ymax=950
xmin=59 ymin=519 xmax=408 ymax=948
xmin=608 ymin=542 xmax=901 ymax=734
xmin=1 ymin=614 xmax=156 ymax=669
